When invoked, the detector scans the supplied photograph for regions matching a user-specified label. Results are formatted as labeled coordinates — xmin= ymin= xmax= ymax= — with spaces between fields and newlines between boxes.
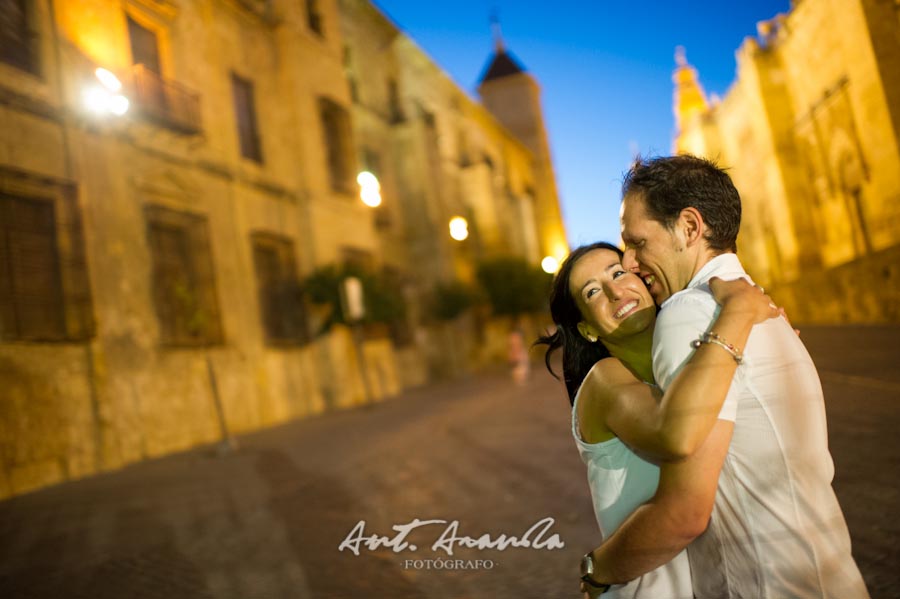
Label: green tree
xmin=475 ymin=257 xmax=552 ymax=317
xmin=430 ymin=280 xmax=479 ymax=322
xmin=304 ymin=263 xmax=406 ymax=334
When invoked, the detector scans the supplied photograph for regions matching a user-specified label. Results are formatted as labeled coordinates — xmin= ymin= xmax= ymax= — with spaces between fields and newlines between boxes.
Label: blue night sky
xmin=373 ymin=0 xmax=791 ymax=250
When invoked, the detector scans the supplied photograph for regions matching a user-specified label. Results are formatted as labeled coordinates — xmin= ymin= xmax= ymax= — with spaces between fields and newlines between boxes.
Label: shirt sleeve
xmin=652 ymin=290 xmax=741 ymax=422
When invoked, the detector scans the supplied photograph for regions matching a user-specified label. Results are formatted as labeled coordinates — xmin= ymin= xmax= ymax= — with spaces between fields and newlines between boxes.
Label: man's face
xmin=620 ymin=193 xmax=690 ymax=304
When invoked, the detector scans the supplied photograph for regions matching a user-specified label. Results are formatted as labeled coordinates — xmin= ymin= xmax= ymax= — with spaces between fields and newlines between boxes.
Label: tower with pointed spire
xmin=672 ymin=47 xmax=710 ymax=138
xmin=476 ymin=14 xmax=568 ymax=262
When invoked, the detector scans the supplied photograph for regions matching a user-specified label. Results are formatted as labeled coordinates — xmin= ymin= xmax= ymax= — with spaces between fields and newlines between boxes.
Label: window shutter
xmin=232 ymin=75 xmax=263 ymax=162
xmin=127 ymin=16 xmax=161 ymax=73
xmin=58 ymin=195 xmax=95 ymax=339
xmin=319 ymin=98 xmax=353 ymax=191
xmin=253 ymin=242 xmax=280 ymax=340
xmin=0 ymin=195 xmax=65 ymax=340
xmin=148 ymin=221 xmax=191 ymax=343
xmin=146 ymin=207 xmax=222 ymax=346
xmin=0 ymin=0 xmax=36 ymax=74
xmin=0 ymin=199 xmax=16 ymax=338
xmin=252 ymin=234 xmax=306 ymax=344
xmin=190 ymin=218 xmax=222 ymax=343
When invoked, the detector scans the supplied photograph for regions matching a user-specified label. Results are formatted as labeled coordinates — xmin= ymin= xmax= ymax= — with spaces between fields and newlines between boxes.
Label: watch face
xmin=581 ymin=553 xmax=593 ymax=577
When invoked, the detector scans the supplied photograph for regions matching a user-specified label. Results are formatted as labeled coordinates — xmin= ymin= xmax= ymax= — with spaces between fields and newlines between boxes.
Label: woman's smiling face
xmin=568 ymin=248 xmax=656 ymax=344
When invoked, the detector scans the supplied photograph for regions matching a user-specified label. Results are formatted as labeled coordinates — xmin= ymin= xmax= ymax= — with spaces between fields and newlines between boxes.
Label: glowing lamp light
xmin=83 ymin=68 xmax=129 ymax=117
xmin=83 ymin=86 xmax=110 ymax=114
xmin=95 ymin=67 xmax=122 ymax=92
xmin=541 ymin=256 xmax=560 ymax=274
xmin=108 ymin=94 xmax=130 ymax=116
xmin=357 ymin=171 xmax=382 ymax=207
xmin=449 ymin=216 xmax=468 ymax=241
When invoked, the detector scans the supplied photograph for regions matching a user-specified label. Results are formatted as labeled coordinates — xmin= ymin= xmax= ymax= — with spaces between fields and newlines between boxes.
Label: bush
xmin=476 ymin=257 xmax=552 ymax=317
xmin=431 ymin=281 xmax=478 ymax=322
xmin=304 ymin=264 xmax=406 ymax=333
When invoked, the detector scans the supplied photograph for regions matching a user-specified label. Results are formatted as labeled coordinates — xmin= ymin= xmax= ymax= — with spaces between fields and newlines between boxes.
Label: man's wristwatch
xmin=580 ymin=552 xmax=612 ymax=594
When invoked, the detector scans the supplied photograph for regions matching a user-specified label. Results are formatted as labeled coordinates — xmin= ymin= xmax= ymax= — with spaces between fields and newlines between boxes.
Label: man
xmin=581 ymin=155 xmax=867 ymax=598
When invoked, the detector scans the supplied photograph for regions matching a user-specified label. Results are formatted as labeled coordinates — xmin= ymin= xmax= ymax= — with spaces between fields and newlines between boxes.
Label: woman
xmin=536 ymin=242 xmax=780 ymax=598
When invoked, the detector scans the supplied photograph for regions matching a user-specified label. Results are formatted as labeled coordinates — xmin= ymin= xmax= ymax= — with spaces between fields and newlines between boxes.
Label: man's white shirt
xmin=652 ymin=253 xmax=868 ymax=599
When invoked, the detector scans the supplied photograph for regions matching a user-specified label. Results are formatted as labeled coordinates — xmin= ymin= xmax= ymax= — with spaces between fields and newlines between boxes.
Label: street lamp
xmin=83 ymin=67 xmax=129 ymax=116
xmin=449 ymin=216 xmax=468 ymax=241
xmin=357 ymin=171 xmax=382 ymax=207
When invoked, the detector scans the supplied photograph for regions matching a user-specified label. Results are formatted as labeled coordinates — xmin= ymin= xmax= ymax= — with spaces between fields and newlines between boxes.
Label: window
xmin=319 ymin=97 xmax=354 ymax=191
xmin=387 ymin=79 xmax=403 ymax=123
xmin=232 ymin=74 xmax=263 ymax=162
xmin=0 ymin=172 xmax=93 ymax=342
xmin=0 ymin=0 xmax=38 ymax=74
xmin=145 ymin=206 xmax=222 ymax=346
xmin=127 ymin=16 xmax=161 ymax=73
xmin=125 ymin=14 xmax=201 ymax=134
xmin=307 ymin=0 xmax=323 ymax=36
xmin=0 ymin=195 xmax=64 ymax=339
xmin=251 ymin=233 xmax=308 ymax=345
xmin=343 ymin=46 xmax=358 ymax=102
xmin=127 ymin=16 xmax=167 ymax=122
xmin=422 ymin=110 xmax=436 ymax=130
xmin=457 ymin=129 xmax=470 ymax=166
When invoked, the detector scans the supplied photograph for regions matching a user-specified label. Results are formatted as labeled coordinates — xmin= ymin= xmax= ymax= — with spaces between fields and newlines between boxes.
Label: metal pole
xmin=352 ymin=323 xmax=374 ymax=404
xmin=206 ymin=353 xmax=236 ymax=453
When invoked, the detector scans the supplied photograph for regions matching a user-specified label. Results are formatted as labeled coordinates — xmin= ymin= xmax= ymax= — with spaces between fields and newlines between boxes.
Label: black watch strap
xmin=581 ymin=574 xmax=612 ymax=593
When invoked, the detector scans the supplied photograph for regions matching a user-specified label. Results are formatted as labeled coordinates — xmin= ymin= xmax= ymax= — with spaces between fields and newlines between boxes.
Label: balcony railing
xmin=131 ymin=64 xmax=202 ymax=135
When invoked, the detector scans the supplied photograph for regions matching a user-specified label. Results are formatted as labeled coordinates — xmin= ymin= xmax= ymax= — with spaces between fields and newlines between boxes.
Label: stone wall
xmin=675 ymin=0 xmax=900 ymax=323
xmin=768 ymin=244 xmax=900 ymax=325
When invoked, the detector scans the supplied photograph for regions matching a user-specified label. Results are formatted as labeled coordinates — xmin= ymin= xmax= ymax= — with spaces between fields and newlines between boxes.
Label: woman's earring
xmin=587 ymin=335 xmax=598 ymax=343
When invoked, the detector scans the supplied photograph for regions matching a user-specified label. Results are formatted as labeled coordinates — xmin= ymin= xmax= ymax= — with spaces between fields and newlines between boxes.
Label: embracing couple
xmin=538 ymin=155 xmax=869 ymax=598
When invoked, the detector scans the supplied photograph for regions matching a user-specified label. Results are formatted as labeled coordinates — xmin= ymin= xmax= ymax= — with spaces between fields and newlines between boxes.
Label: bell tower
xmin=476 ymin=15 xmax=568 ymax=262
xmin=672 ymin=46 xmax=710 ymax=137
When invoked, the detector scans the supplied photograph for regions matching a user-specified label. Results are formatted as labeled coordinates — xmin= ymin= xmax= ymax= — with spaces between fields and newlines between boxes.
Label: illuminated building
xmin=674 ymin=0 xmax=900 ymax=323
xmin=0 ymin=0 xmax=566 ymax=497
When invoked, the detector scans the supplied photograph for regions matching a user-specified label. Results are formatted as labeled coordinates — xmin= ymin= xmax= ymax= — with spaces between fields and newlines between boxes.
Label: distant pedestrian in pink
xmin=507 ymin=321 xmax=530 ymax=385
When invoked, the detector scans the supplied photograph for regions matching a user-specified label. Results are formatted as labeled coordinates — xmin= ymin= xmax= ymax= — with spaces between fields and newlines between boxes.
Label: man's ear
xmin=678 ymin=207 xmax=705 ymax=247
xmin=577 ymin=321 xmax=599 ymax=343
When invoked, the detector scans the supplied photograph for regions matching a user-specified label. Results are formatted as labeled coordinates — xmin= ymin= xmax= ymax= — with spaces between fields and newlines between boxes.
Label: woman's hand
xmin=580 ymin=580 xmax=607 ymax=599
xmin=709 ymin=277 xmax=779 ymax=325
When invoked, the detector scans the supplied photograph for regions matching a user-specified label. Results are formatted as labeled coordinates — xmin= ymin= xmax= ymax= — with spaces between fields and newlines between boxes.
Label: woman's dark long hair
xmin=534 ymin=242 xmax=623 ymax=405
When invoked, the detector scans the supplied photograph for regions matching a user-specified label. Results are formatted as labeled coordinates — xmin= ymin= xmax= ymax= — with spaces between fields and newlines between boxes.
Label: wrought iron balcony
xmin=131 ymin=64 xmax=202 ymax=135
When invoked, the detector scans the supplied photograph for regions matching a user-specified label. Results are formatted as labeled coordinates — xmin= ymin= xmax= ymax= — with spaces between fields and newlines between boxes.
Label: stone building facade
xmin=674 ymin=0 xmax=900 ymax=323
xmin=0 ymin=0 xmax=566 ymax=497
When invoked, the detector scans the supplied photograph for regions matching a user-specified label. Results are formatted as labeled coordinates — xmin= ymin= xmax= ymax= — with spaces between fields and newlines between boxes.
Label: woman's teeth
xmin=615 ymin=300 xmax=638 ymax=318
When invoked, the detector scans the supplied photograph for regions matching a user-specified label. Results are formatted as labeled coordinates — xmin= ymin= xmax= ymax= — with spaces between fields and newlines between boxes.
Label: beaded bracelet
xmin=691 ymin=331 xmax=743 ymax=364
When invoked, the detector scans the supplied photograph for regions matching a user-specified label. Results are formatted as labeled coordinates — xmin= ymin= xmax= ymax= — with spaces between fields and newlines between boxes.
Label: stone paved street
xmin=1 ymin=325 xmax=898 ymax=599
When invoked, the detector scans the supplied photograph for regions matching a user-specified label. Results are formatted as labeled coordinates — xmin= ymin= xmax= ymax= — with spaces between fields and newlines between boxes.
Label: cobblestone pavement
xmin=0 ymin=325 xmax=898 ymax=599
